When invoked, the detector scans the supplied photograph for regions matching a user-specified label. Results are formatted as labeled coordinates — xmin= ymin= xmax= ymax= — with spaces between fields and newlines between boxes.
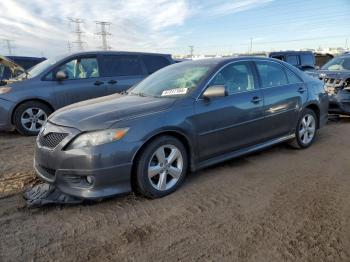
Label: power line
xmin=68 ymin=17 xmax=86 ymax=51
xmin=95 ymin=21 xmax=112 ymax=50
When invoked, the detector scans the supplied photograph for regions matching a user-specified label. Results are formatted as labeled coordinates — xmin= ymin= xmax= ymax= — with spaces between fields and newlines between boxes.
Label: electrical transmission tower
xmin=68 ymin=17 xmax=86 ymax=51
xmin=189 ymin=45 xmax=194 ymax=59
xmin=1 ymin=39 xmax=15 ymax=55
xmin=95 ymin=21 xmax=112 ymax=50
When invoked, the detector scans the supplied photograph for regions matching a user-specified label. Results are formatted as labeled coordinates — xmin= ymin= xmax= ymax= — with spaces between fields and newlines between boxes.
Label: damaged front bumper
xmin=324 ymin=78 xmax=350 ymax=114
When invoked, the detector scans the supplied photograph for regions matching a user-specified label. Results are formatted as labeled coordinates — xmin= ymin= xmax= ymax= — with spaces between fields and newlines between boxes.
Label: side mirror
xmin=56 ymin=71 xmax=67 ymax=81
xmin=202 ymin=85 xmax=227 ymax=99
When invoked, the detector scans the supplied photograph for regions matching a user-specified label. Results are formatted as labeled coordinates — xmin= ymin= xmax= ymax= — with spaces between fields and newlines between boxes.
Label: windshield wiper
xmin=130 ymin=92 xmax=149 ymax=97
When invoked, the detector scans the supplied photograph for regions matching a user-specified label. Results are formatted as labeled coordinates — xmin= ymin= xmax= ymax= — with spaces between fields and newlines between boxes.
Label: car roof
xmin=64 ymin=50 xmax=172 ymax=57
xmin=6 ymin=56 xmax=46 ymax=60
xmin=181 ymin=56 xmax=287 ymax=67
xmin=269 ymin=51 xmax=313 ymax=55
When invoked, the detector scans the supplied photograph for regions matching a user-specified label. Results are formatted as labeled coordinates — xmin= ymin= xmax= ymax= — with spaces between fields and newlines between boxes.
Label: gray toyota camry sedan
xmin=34 ymin=57 xmax=328 ymax=199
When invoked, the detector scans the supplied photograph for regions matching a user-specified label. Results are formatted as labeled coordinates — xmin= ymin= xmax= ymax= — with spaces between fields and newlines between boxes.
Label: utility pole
xmin=68 ymin=17 xmax=86 ymax=51
xmin=249 ymin=38 xmax=253 ymax=54
xmin=345 ymin=38 xmax=349 ymax=50
xmin=2 ymin=39 xmax=15 ymax=55
xmin=95 ymin=21 xmax=112 ymax=50
xmin=67 ymin=41 xmax=72 ymax=53
xmin=189 ymin=45 xmax=194 ymax=59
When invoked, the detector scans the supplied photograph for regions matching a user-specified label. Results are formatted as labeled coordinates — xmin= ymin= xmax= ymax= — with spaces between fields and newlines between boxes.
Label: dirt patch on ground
xmin=1 ymin=119 xmax=350 ymax=261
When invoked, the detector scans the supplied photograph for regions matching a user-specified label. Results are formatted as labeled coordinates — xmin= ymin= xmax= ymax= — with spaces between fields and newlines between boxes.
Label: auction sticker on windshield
xmin=161 ymin=88 xmax=188 ymax=96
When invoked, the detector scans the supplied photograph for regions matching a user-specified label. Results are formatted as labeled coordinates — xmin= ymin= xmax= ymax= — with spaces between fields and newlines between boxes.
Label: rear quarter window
xmin=285 ymin=68 xmax=303 ymax=84
xmin=141 ymin=55 xmax=171 ymax=74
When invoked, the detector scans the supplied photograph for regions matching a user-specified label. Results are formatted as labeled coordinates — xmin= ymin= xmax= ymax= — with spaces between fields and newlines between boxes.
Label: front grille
xmin=39 ymin=132 xmax=68 ymax=149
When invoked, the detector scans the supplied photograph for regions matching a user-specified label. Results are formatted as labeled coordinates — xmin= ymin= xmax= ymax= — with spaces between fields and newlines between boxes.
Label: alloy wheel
xmin=298 ymin=114 xmax=316 ymax=145
xmin=148 ymin=144 xmax=183 ymax=191
xmin=21 ymin=108 xmax=47 ymax=133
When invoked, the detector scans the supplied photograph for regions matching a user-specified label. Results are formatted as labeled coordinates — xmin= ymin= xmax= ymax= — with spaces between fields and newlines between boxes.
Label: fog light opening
xmin=86 ymin=176 xmax=94 ymax=185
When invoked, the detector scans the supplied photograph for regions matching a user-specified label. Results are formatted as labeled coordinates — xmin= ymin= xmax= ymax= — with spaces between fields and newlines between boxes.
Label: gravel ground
xmin=1 ymin=118 xmax=350 ymax=261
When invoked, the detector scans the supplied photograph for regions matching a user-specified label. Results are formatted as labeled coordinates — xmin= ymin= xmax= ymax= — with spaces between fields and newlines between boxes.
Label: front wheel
xmin=289 ymin=109 xmax=318 ymax=149
xmin=134 ymin=136 xmax=188 ymax=198
xmin=13 ymin=101 xmax=52 ymax=136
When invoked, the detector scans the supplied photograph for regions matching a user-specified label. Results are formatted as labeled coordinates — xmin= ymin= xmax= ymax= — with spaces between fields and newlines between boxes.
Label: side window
xmin=285 ymin=68 xmax=303 ymax=84
xmin=271 ymin=55 xmax=284 ymax=61
xmin=55 ymin=57 xmax=99 ymax=80
xmin=141 ymin=55 xmax=170 ymax=74
xmin=256 ymin=61 xmax=288 ymax=88
xmin=102 ymin=55 xmax=143 ymax=77
xmin=286 ymin=55 xmax=299 ymax=66
xmin=300 ymin=54 xmax=314 ymax=66
xmin=209 ymin=62 xmax=255 ymax=95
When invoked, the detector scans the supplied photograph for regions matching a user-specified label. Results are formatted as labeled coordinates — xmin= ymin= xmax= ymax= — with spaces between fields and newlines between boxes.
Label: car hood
xmin=307 ymin=69 xmax=350 ymax=80
xmin=0 ymin=55 xmax=26 ymax=74
xmin=49 ymin=94 xmax=176 ymax=131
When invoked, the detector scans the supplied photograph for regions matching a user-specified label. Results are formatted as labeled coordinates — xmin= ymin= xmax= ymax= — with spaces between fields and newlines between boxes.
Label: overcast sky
xmin=0 ymin=0 xmax=349 ymax=58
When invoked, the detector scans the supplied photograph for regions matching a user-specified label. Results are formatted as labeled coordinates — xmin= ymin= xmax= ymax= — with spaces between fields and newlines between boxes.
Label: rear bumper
xmin=0 ymin=98 xmax=14 ymax=131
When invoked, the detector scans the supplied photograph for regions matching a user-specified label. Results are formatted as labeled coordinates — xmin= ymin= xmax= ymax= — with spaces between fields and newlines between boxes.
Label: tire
xmin=13 ymin=101 xmax=52 ymax=136
xmin=134 ymin=136 xmax=188 ymax=198
xmin=289 ymin=108 xmax=318 ymax=149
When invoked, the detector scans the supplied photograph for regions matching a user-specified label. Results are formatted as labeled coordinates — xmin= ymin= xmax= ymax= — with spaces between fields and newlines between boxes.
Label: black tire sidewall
xmin=13 ymin=101 xmax=52 ymax=136
xmin=136 ymin=136 xmax=188 ymax=198
xmin=295 ymin=109 xmax=318 ymax=149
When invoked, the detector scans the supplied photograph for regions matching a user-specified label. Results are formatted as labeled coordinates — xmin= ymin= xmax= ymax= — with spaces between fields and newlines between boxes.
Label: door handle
xmin=108 ymin=80 xmax=117 ymax=85
xmin=94 ymin=80 xmax=104 ymax=86
xmin=251 ymin=96 xmax=263 ymax=104
xmin=298 ymin=87 xmax=307 ymax=93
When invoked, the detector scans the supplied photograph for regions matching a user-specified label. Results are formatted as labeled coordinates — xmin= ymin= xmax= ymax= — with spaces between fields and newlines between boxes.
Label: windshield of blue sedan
xmin=130 ymin=62 xmax=212 ymax=97
xmin=321 ymin=57 xmax=350 ymax=71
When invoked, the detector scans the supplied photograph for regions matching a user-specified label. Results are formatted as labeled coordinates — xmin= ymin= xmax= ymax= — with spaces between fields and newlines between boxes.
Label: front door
xmin=193 ymin=61 xmax=265 ymax=161
xmin=49 ymin=55 xmax=107 ymax=108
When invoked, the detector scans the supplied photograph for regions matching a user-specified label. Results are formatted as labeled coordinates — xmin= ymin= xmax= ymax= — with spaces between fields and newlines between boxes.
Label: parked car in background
xmin=0 ymin=51 xmax=174 ymax=135
xmin=314 ymin=53 xmax=334 ymax=68
xmin=307 ymin=53 xmax=350 ymax=115
xmin=34 ymin=57 xmax=328 ymax=200
xmin=268 ymin=51 xmax=316 ymax=71
xmin=0 ymin=56 xmax=46 ymax=83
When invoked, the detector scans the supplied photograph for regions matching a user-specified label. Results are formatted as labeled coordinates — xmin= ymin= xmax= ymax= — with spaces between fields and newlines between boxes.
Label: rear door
xmin=194 ymin=61 xmax=265 ymax=161
xmin=44 ymin=55 xmax=107 ymax=108
xmin=100 ymin=54 xmax=147 ymax=95
xmin=254 ymin=60 xmax=307 ymax=139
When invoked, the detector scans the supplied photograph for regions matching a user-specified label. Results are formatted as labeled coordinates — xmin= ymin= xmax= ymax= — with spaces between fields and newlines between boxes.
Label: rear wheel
xmin=289 ymin=108 xmax=318 ymax=149
xmin=134 ymin=136 xmax=188 ymax=198
xmin=13 ymin=101 xmax=52 ymax=136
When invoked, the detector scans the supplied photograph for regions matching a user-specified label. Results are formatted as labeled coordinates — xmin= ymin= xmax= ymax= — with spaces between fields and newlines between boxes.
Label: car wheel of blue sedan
xmin=135 ymin=136 xmax=188 ymax=198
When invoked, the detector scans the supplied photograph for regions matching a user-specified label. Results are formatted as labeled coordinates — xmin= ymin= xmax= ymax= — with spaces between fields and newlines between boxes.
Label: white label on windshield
xmin=161 ymin=88 xmax=188 ymax=96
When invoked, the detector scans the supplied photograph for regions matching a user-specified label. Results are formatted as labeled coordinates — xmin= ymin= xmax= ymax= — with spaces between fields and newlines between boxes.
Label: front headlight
xmin=0 ymin=87 xmax=11 ymax=94
xmin=67 ymin=128 xmax=129 ymax=150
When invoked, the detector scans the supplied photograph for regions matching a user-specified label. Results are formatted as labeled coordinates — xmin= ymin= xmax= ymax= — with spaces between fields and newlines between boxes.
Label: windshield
xmin=321 ymin=56 xmax=350 ymax=71
xmin=17 ymin=55 xmax=65 ymax=79
xmin=130 ymin=62 xmax=212 ymax=98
